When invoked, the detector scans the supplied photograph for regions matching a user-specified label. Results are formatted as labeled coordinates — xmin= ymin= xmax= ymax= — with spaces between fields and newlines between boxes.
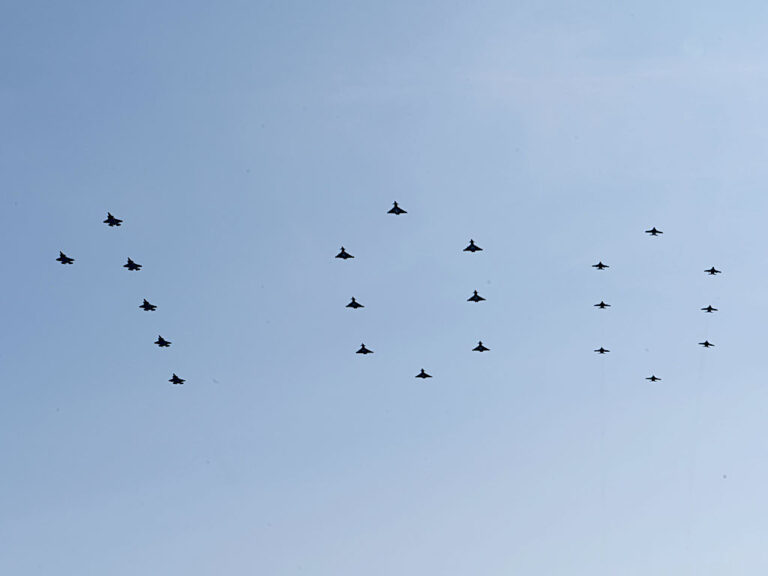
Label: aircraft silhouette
xmin=464 ymin=239 xmax=482 ymax=252
xmin=387 ymin=201 xmax=407 ymax=215
xmin=356 ymin=343 xmax=373 ymax=354
xmin=56 ymin=251 xmax=74 ymax=264
xmin=169 ymin=373 xmax=185 ymax=385
xmin=467 ymin=290 xmax=486 ymax=302
xmin=473 ymin=341 xmax=490 ymax=352
xmin=645 ymin=227 xmax=663 ymax=236
xmin=140 ymin=299 xmax=157 ymax=311
xmin=594 ymin=301 xmax=611 ymax=309
xmin=705 ymin=267 xmax=721 ymax=275
xmin=155 ymin=336 xmax=171 ymax=348
xmin=124 ymin=258 xmax=142 ymax=271
xmin=346 ymin=297 xmax=364 ymax=309
xmin=336 ymin=246 xmax=354 ymax=259
xmin=646 ymin=375 xmax=661 ymax=382
xmin=593 ymin=261 xmax=609 ymax=270
xmin=699 ymin=340 xmax=715 ymax=348
xmin=415 ymin=369 xmax=432 ymax=379
xmin=103 ymin=212 xmax=123 ymax=227
xmin=594 ymin=347 xmax=610 ymax=354
xmin=701 ymin=305 xmax=718 ymax=313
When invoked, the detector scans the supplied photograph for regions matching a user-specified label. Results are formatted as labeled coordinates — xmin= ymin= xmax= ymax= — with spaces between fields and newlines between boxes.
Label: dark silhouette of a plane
xmin=124 ymin=258 xmax=142 ymax=271
xmin=336 ymin=247 xmax=354 ymax=259
xmin=155 ymin=336 xmax=171 ymax=348
xmin=699 ymin=340 xmax=714 ymax=348
xmin=140 ymin=299 xmax=156 ymax=311
xmin=594 ymin=347 xmax=610 ymax=354
xmin=103 ymin=212 xmax=123 ymax=227
xmin=464 ymin=239 xmax=482 ymax=252
xmin=56 ymin=251 xmax=74 ymax=264
xmin=346 ymin=297 xmax=364 ymax=309
xmin=415 ymin=369 xmax=432 ymax=379
xmin=388 ymin=201 xmax=407 ymax=215
xmin=468 ymin=290 xmax=485 ymax=302
xmin=705 ymin=267 xmax=721 ymax=275
xmin=169 ymin=373 xmax=185 ymax=385
xmin=646 ymin=375 xmax=661 ymax=382
xmin=593 ymin=261 xmax=609 ymax=270
xmin=594 ymin=301 xmax=611 ymax=309
xmin=701 ymin=305 xmax=718 ymax=313
xmin=473 ymin=341 xmax=489 ymax=352
xmin=356 ymin=343 xmax=373 ymax=354
xmin=645 ymin=227 xmax=663 ymax=236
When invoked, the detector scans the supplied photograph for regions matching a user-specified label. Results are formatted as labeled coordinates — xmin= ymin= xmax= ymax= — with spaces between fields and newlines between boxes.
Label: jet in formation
xmin=140 ymin=299 xmax=157 ymax=311
xmin=705 ymin=267 xmax=722 ymax=275
xmin=473 ymin=341 xmax=490 ymax=352
xmin=593 ymin=261 xmax=609 ymax=270
xmin=646 ymin=375 xmax=661 ymax=382
xmin=103 ymin=212 xmax=123 ymax=227
xmin=56 ymin=251 xmax=74 ymax=265
xmin=468 ymin=290 xmax=486 ymax=303
xmin=124 ymin=258 xmax=142 ymax=271
xmin=594 ymin=347 xmax=610 ymax=354
xmin=464 ymin=239 xmax=482 ymax=252
xmin=169 ymin=373 xmax=185 ymax=385
xmin=699 ymin=340 xmax=715 ymax=348
xmin=388 ymin=201 xmax=407 ymax=215
xmin=701 ymin=305 xmax=718 ymax=313
xmin=336 ymin=247 xmax=354 ymax=260
xmin=346 ymin=297 xmax=364 ymax=309
xmin=415 ymin=369 xmax=432 ymax=379
xmin=155 ymin=336 xmax=171 ymax=348
xmin=356 ymin=343 xmax=373 ymax=354
xmin=594 ymin=301 xmax=611 ymax=309
xmin=645 ymin=227 xmax=663 ymax=236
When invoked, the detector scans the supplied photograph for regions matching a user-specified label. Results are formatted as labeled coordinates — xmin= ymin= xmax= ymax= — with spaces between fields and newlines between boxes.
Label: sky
xmin=3 ymin=1 xmax=768 ymax=574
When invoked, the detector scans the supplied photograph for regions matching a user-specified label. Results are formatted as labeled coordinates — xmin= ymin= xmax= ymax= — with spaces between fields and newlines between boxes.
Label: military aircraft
xmin=155 ymin=336 xmax=171 ymax=348
xmin=56 ymin=251 xmax=74 ymax=264
xmin=701 ymin=305 xmax=718 ymax=313
xmin=103 ymin=212 xmax=123 ymax=227
xmin=169 ymin=373 xmax=185 ymax=385
xmin=336 ymin=246 xmax=354 ymax=259
xmin=415 ymin=369 xmax=432 ymax=379
xmin=593 ymin=261 xmax=609 ymax=270
xmin=140 ymin=299 xmax=157 ymax=311
xmin=594 ymin=301 xmax=611 ymax=309
xmin=705 ymin=267 xmax=721 ymax=275
xmin=645 ymin=227 xmax=663 ymax=236
xmin=124 ymin=258 xmax=142 ymax=271
xmin=473 ymin=341 xmax=490 ymax=352
xmin=388 ymin=201 xmax=407 ymax=215
xmin=467 ymin=290 xmax=486 ymax=302
xmin=594 ymin=347 xmax=610 ymax=354
xmin=356 ymin=343 xmax=373 ymax=354
xmin=699 ymin=340 xmax=715 ymax=348
xmin=464 ymin=239 xmax=482 ymax=252
xmin=646 ymin=375 xmax=661 ymax=382
xmin=346 ymin=297 xmax=364 ymax=309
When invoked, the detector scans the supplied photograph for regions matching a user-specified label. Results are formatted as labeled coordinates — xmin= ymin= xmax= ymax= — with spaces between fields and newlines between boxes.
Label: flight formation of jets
xmin=591 ymin=226 xmax=723 ymax=382
xmin=57 ymin=213 xmax=183 ymax=385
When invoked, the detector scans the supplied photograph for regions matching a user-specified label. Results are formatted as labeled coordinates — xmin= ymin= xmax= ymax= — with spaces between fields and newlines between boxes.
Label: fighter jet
xmin=336 ymin=246 xmax=354 ymax=259
xmin=467 ymin=290 xmax=486 ymax=303
xmin=346 ymin=297 xmax=364 ymax=309
xmin=463 ymin=239 xmax=483 ymax=252
xmin=387 ymin=201 xmax=407 ymax=215
xmin=699 ymin=340 xmax=715 ymax=348
xmin=594 ymin=347 xmax=610 ymax=354
xmin=356 ymin=343 xmax=373 ymax=354
xmin=646 ymin=375 xmax=661 ymax=382
xmin=169 ymin=373 xmax=185 ymax=385
xmin=594 ymin=301 xmax=611 ymax=309
xmin=593 ymin=261 xmax=609 ymax=270
xmin=140 ymin=299 xmax=157 ymax=311
xmin=645 ymin=227 xmax=663 ymax=236
xmin=103 ymin=212 xmax=123 ymax=227
xmin=473 ymin=341 xmax=490 ymax=352
xmin=56 ymin=251 xmax=74 ymax=265
xmin=124 ymin=258 xmax=142 ymax=271
xmin=415 ymin=369 xmax=432 ymax=379
xmin=705 ymin=267 xmax=722 ymax=275
xmin=155 ymin=336 xmax=171 ymax=348
xmin=701 ymin=305 xmax=718 ymax=313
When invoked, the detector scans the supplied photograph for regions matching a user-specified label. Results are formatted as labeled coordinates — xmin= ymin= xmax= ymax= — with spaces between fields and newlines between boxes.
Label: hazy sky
xmin=4 ymin=1 xmax=768 ymax=574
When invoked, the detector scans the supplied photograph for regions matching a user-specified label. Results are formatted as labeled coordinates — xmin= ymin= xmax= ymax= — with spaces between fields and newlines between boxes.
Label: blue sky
xmin=3 ymin=1 xmax=768 ymax=573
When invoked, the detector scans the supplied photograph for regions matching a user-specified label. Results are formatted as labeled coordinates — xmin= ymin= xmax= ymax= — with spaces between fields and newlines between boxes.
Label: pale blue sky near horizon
xmin=3 ymin=1 xmax=768 ymax=574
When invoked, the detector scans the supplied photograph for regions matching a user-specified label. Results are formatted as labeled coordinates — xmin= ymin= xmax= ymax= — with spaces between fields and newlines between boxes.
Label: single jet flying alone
xmin=124 ymin=258 xmax=142 ymax=271
xmin=103 ymin=212 xmax=123 ymax=227
xmin=468 ymin=290 xmax=486 ymax=303
xmin=140 ymin=299 xmax=157 ymax=311
xmin=705 ymin=267 xmax=721 ymax=275
xmin=346 ymin=297 xmax=364 ymax=309
xmin=169 ymin=373 xmax=185 ymax=385
xmin=464 ymin=239 xmax=482 ymax=252
xmin=155 ymin=336 xmax=171 ymax=348
xmin=593 ymin=261 xmax=609 ymax=270
xmin=699 ymin=340 xmax=715 ymax=348
xmin=56 ymin=251 xmax=74 ymax=264
xmin=594 ymin=301 xmax=611 ymax=309
xmin=336 ymin=246 xmax=354 ymax=259
xmin=356 ymin=343 xmax=373 ymax=354
xmin=594 ymin=347 xmax=610 ymax=354
xmin=415 ymin=369 xmax=432 ymax=379
xmin=646 ymin=375 xmax=661 ymax=382
xmin=387 ymin=201 xmax=407 ymax=215
xmin=645 ymin=227 xmax=663 ymax=236
xmin=701 ymin=305 xmax=718 ymax=313
xmin=473 ymin=341 xmax=490 ymax=352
